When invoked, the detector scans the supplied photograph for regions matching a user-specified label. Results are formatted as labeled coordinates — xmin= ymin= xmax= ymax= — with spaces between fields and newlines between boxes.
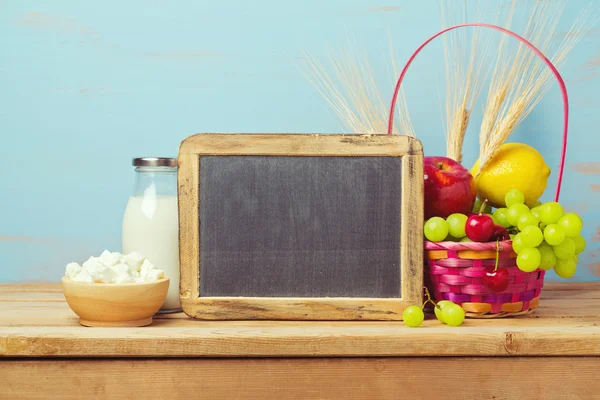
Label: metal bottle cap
xmin=132 ymin=157 xmax=178 ymax=167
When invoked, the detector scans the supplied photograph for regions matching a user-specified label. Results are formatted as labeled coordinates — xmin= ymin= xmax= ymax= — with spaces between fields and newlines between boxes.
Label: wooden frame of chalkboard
xmin=178 ymin=133 xmax=424 ymax=320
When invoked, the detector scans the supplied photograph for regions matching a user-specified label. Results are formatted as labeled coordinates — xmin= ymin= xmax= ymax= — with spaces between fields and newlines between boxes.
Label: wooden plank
xmin=182 ymin=297 xmax=410 ymax=321
xmin=400 ymin=153 xmax=424 ymax=307
xmin=2 ymin=285 xmax=600 ymax=324
xmin=5 ymin=292 xmax=600 ymax=325
xmin=2 ymin=357 xmax=599 ymax=399
xmin=0 ymin=302 xmax=80 ymax=327
xmin=178 ymin=133 xmax=424 ymax=156
xmin=1 ymin=315 xmax=599 ymax=357
xmin=1 ymin=282 xmax=600 ymax=358
xmin=0 ymin=283 xmax=61 ymax=293
xmin=177 ymin=152 xmax=200 ymax=302
xmin=0 ymin=292 xmax=65 ymax=302
xmin=3 ymin=299 xmax=599 ymax=328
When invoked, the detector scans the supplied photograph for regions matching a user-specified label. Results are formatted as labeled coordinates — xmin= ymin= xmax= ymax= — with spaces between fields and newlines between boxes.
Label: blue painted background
xmin=1 ymin=1 xmax=599 ymax=282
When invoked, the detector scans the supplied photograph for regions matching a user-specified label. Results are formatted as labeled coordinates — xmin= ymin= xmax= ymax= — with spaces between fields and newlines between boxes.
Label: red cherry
xmin=490 ymin=224 xmax=510 ymax=241
xmin=482 ymin=266 xmax=509 ymax=292
xmin=465 ymin=199 xmax=495 ymax=242
xmin=465 ymin=214 xmax=495 ymax=242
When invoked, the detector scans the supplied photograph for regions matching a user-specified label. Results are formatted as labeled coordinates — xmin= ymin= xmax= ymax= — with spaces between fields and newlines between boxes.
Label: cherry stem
xmin=478 ymin=199 xmax=488 ymax=215
xmin=494 ymin=239 xmax=500 ymax=272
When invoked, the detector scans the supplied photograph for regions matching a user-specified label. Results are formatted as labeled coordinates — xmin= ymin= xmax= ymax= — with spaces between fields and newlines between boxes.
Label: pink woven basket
xmin=424 ymin=241 xmax=544 ymax=317
xmin=387 ymin=23 xmax=569 ymax=317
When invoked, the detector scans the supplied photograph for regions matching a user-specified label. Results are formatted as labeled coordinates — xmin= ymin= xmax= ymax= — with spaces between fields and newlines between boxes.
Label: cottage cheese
xmin=65 ymin=251 xmax=165 ymax=284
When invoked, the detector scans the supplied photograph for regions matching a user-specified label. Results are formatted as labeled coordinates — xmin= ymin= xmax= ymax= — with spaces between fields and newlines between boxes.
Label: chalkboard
xmin=178 ymin=134 xmax=424 ymax=321
xmin=199 ymin=156 xmax=402 ymax=298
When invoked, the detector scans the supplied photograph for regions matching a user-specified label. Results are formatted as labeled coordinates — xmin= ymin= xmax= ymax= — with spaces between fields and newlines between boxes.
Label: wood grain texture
xmin=178 ymin=133 xmax=425 ymax=321
xmin=0 ymin=283 xmax=62 ymax=293
xmin=178 ymin=133 xmax=424 ymax=156
xmin=181 ymin=297 xmax=411 ymax=320
xmin=400 ymin=153 xmax=424 ymax=308
xmin=177 ymin=152 xmax=200 ymax=302
xmin=0 ymin=291 xmax=65 ymax=302
xmin=2 ymin=282 xmax=600 ymax=357
xmin=60 ymin=277 xmax=169 ymax=327
xmin=2 ymin=320 xmax=599 ymax=358
xmin=2 ymin=357 xmax=600 ymax=400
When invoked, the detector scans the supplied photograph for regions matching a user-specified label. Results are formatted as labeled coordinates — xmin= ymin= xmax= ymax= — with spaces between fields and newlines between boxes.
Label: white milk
xmin=122 ymin=195 xmax=180 ymax=310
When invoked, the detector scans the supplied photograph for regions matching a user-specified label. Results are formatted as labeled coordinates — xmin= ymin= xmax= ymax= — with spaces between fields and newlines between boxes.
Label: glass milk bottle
xmin=122 ymin=157 xmax=181 ymax=312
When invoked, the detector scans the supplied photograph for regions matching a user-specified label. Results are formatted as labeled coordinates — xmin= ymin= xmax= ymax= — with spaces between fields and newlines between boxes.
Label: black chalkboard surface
xmin=178 ymin=134 xmax=424 ymax=320
xmin=199 ymin=156 xmax=402 ymax=298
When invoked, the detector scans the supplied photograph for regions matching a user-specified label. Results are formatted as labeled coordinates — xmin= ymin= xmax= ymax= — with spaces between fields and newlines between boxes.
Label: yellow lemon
xmin=470 ymin=143 xmax=550 ymax=208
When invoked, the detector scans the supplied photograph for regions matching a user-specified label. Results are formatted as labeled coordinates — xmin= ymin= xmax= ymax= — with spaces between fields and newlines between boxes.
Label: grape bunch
xmin=403 ymin=288 xmax=465 ymax=328
xmin=424 ymin=200 xmax=510 ymax=245
xmin=423 ymin=189 xmax=587 ymax=278
xmin=504 ymin=191 xmax=585 ymax=278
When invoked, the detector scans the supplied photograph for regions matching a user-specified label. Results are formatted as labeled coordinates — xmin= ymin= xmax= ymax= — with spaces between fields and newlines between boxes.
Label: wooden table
xmin=2 ymin=282 xmax=599 ymax=399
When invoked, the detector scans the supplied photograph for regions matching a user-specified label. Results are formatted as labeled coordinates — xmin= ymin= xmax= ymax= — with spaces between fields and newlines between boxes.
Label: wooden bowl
xmin=61 ymin=277 xmax=170 ymax=327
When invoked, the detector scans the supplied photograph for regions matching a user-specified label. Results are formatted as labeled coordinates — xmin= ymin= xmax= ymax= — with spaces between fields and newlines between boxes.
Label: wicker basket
xmin=424 ymin=240 xmax=545 ymax=317
xmin=386 ymin=23 xmax=570 ymax=318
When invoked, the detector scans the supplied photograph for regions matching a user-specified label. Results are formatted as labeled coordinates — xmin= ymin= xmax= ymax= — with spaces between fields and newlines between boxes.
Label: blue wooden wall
xmin=1 ymin=0 xmax=598 ymax=282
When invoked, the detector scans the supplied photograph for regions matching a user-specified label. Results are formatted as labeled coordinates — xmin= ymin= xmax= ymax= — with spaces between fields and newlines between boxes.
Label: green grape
xmin=434 ymin=300 xmax=453 ymax=324
xmin=530 ymin=200 xmax=543 ymax=208
xmin=512 ymin=234 xmax=526 ymax=254
xmin=554 ymin=256 xmax=578 ymax=279
xmin=505 ymin=189 xmax=525 ymax=207
xmin=445 ymin=235 xmax=460 ymax=242
xmin=517 ymin=212 xmax=540 ymax=231
xmin=538 ymin=243 xmax=557 ymax=270
xmin=539 ymin=222 xmax=547 ymax=231
xmin=516 ymin=248 xmax=541 ymax=272
xmin=520 ymin=226 xmax=544 ymax=248
xmin=507 ymin=204 xmax=530 ymax=226
xmin=509 ymin=234 xmax=516 ymax=240
xmin=424 ymin=217 xmax=449 ymax=242
xmin=572 ymin=234 xmax=587 ymax=255
xmin=553 ymin=237 xmax=576 ymax=260
xmin=473 ymin=198 xmax=492 ymax=214
xmin=543 ymin=224 xmax=566 ymax=246
xmin=539 ymin=202 xmax=565 ymax=225
xmin=531 ymin=207 xmax=542 ymax=219
xmin=446 ymin=213 xmax=468 ymax=238
xmin=493 ymin=208 xmax=511 ymax=228
xmin=403 ymin=305 xmax=424 ymax=327
xmin=557 ymin=212 xmax=583 ymax=237
xmin=491 ymin=214 xmax=500 ymax=226
xmin=441 ymin=303 xmax=465 ymax=327
xmin=460 ymin=236 xmax=472 ymax=243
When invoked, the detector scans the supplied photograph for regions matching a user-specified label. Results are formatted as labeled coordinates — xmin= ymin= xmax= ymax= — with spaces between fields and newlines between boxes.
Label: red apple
xmin=424 ymin=156 xmax=477 ymax=219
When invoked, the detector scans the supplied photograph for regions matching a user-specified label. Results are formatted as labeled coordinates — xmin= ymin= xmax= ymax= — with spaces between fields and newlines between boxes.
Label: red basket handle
xmin=387 ymin=23 xmax=569 ymax=202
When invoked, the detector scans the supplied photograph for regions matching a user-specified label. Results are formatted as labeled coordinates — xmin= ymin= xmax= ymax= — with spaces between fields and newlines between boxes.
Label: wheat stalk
xmin=300 ymin=35 xmax=413 ymax=136
xmin=479 ymin=1 xmax=517 ymax=150
xmin=477 ymin=1 xmax=598 ymax=172
xmin=440 ymin=0 xmax=494 ymax=162
xmin=299 ymin=0 xmax=597 ymax=159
